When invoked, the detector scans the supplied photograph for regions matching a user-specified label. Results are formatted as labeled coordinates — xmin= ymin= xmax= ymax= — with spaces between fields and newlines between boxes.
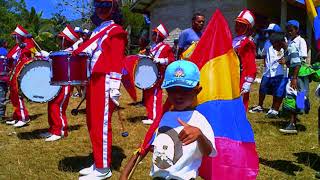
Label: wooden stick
xmin=117 ymin=107 xmax=125 ymax=132
xmin=128 ymin=155 xmax=142 ymax=180
xmin=31 ymin=38 xmax=43 ymax=52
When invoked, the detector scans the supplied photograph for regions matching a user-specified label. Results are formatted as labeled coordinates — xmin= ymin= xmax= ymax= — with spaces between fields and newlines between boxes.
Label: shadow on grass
xmin=293 ymin=152 xmax=320 ymax=171
xmin=58 ymin=146 xmax=126 ymax=172
xmin=16 ymin=125 xmax=82 ymax=140
xmin=127 ymin=116 xmax=147 ymax=123
xmin=29 ymin=113 xmax=44 ymax=121
xmin=128 ymin=101 xmax=144 ymax=107
xmin=255 ymin=120 xmax=306 ymax=132
xmin=259 ymin=158 xmax=303 ymax=176
xmin=70 ymin=108 xmax=86 ymax=116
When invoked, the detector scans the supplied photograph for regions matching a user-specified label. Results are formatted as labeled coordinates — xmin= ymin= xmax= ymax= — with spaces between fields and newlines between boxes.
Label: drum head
xmin=134 ymin=57 xmax=159 ymax=89
xmin=49 ymin=51 xmax=71 ymax=57
xmin=19 ymin=60 xmax=61 ymax=103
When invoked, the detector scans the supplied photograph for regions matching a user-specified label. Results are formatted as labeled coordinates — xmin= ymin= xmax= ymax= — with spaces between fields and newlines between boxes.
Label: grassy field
xmin=0 ymin=81 xmax=319 ymax=180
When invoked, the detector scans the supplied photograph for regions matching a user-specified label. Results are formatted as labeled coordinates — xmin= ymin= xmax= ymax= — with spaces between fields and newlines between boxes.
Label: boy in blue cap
xmin=274 ymin=20 xmax=311 ymax=134
xmin=120 ymin=60 xmax=216 ymax=180
xmin=250 ymin=23 xmax=287 ymax=118
xmin=269 ymin=32 xmax=308 ymax=134
xmin=286 ymin=20 xmax=308 ymax=61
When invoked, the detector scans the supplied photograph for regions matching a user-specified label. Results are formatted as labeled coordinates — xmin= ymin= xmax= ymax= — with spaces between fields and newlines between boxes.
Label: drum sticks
xmin=117 ymin=107 xmax=129 ymax=137
xmin=31 ymin=38 xmax=43 ymax=52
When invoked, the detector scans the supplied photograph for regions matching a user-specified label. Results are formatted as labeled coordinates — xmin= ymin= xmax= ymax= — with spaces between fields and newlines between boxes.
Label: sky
xmin=23 ymin=0 xmax=90 ymax=20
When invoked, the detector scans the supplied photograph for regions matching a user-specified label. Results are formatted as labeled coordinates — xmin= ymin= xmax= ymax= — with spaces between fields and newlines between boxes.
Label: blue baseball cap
xmin=264 ymin=23 xmax=282 ymax=33
xmin=161 ymin=60 xmax=200 ymax=89
xmin=286 ymin=20 xmax=300 ymax=29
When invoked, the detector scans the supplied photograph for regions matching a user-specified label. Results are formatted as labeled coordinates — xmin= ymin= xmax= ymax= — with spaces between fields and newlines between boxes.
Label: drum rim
xmin=49 ymin=51 xmax=89 ymax=57
xmin=49 ymin=51 xmax=72 ymax=57
xmin=50 ymin=80 xmax=88 ymax=86
xmin=18 ymin=60 xmax=62 ymax=103
xmin=134 ymin=57 xmax=160 ymax=90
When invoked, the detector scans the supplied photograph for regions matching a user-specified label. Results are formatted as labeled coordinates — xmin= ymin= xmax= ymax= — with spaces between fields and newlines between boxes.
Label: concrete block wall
xmin=148 ymin=0 xmax=246 ymax=36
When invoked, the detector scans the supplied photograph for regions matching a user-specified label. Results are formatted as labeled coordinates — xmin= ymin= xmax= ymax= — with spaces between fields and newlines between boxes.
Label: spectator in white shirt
xmin=249 ymin=24 xmax=287 ymax=118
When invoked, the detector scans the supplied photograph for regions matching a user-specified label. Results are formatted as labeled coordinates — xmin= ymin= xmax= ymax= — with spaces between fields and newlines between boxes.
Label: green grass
xmin=0 ymin=81 xmax=319 ymax=180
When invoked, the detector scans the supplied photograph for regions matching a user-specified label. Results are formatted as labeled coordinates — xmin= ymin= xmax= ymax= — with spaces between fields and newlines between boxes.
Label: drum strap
xmin=150 ymin=42 xmax=165 ymax=58
xmin=72 ymin=23 xmax=117 ymax=56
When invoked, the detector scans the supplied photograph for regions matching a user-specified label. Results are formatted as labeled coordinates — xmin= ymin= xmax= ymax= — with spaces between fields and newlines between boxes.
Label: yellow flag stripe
xmin=197 ymin=49 xmax=241 ymax=104
xmin=306 ymin=0 xmax=318 ymax=20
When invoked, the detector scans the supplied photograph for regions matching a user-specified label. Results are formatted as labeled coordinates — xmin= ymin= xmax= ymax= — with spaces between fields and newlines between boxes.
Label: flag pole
xmin=128 ymin=154 xmax=141 ymax=180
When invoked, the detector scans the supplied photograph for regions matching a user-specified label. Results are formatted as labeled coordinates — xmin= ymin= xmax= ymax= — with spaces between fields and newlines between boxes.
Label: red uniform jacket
xmin=234 ymin=37 xmax=257 ymax=86
xmin=92 ymin=25 xmax=127 ymax=75
xmin=150 ymin=42 xmax=175 ymax=83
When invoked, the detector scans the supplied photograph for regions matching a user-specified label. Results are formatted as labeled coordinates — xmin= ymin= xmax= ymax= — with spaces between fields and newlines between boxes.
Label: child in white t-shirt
xmin=121 ymin=60 xmax=216 ymax=180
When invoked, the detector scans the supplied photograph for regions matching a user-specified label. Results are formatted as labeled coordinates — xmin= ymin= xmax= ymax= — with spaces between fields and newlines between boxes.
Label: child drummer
xmin=39 ymin=25 xmax=80 ymax=142
xmin=142 ymin=24 xmax=175 ymax=125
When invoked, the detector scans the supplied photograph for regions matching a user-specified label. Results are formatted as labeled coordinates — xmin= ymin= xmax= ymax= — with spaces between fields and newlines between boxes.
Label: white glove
xmin=241 ymin=82 xmax=252 ymax=94
xmin=315 ymin=84 xmax=320 ymax=98
xmin=153 ymin=57 xmax=168 ymax=65
xmin=110 ymin=88 xmax=121 ymax=106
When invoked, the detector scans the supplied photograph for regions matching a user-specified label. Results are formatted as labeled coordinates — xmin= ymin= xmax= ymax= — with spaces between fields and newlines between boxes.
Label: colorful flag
xmin=189 ymin=9 xmax=259 ymax=179
xmin=305 ymin=0 xmax=320 ymax=50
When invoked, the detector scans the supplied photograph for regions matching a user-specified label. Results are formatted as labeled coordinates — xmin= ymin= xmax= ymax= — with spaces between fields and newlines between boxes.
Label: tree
xmin=56 ymin=0 xmax=93 ymax=29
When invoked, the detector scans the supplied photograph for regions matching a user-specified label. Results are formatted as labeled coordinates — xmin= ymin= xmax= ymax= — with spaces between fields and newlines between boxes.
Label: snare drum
xmin=134 ymin=57 xmax=159 ymax=89
xmin=49 ymin=51 xmax=89 ymax=85
xmin=18 ymin=60 xmax=61 ymax=103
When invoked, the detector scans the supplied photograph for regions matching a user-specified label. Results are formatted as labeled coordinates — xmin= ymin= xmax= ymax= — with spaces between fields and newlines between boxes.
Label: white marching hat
xmin=236 ymin=9 xmax=255 ymax=27
xmin=58 ymin=25 xmax=80 ymax=43
xmin=12 ymin=25 xmax=29 ymax=37
xmin=153 ymin=24 xmax=169 ymax=38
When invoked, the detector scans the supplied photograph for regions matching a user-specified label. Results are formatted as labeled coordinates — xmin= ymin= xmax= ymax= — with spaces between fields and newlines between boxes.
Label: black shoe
xmin=279 ymin=123 xmax=298 ymax=134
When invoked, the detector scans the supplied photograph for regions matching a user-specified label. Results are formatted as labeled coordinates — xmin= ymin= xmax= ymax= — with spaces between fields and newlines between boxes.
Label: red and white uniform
xmin=8 ymin=37 xmax=35 ymax=121
xmin=47 ymin=25 xmax=80 ymax=137
xmin=144 ymin=41 xmax=175 ymax=121
xmin=48 ymin=86 xmax=72 ymax=136
xmin=79 ymin=20 xmax=127 ymax=168
xmin=233 ymin=35 xmax=257 ymax=110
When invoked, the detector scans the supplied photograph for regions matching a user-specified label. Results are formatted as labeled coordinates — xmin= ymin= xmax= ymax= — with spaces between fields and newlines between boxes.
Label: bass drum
xmin=134 ymin=57 xmax=159 ymax=90
xmin=18 ymin=60 xmax=61 ymax=103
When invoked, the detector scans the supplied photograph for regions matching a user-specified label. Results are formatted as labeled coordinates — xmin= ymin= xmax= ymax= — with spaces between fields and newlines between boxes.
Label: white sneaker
xmin=13 ymin=120 xmax=30 ymax=128
xmin=79 ymin=168 xmax=112 ymax=180
xmin=79 ymin=164 xmax=95 ymax=176
xmin=6 ymin=120 xmax=16 ymax=125
xmin=45 ymin=135 xmax=62 ymax=142
xmin=266 ymin=109 xmax=279 ymax=119
xmin=142 ymin=119 xmax=154 ymax=125
xmin=249 ymin=106 xmax=263 ymax=113
xmin=39 ymin=132 xmax=52 ymax=138
xmin=267 ymin=108 xmax=273 ymax=114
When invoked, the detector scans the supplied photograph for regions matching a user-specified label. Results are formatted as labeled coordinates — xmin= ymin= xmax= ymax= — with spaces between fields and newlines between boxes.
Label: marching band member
xmin=142 ymin=24 xmax=175 ymax=125
xmin=6 ymin=25 xmax=37 ymax=127
xmin=72 ymin=28 xmax=91 ymax=98
xmin=75 ymin=0 xmax=127 ymax=179
xmin=40 ymin=25 xmax=80 ymax=142
xmin=0 ymin=40 xmax=8 ymax=121
xmin=232 ymin=9 xmax=257 ymax=111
